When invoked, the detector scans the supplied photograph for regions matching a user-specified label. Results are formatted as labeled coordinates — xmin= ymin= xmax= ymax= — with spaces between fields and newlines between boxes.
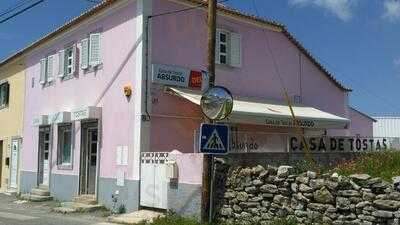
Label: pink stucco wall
xmin=22 ymin=2 xmax=139 ymax=180
xmin=149 ymin=0 xmax=349 ymax=154
xmin=349 ymin=107 xmax=374 ymax=137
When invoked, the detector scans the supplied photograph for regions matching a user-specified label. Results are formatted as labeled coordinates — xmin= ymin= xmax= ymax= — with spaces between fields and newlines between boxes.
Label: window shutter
xmin=47 ymin=55 xmax=54 ymax=82
xmin=89 ymin=33 xmax=101 ymax=67
xmin=81 ymin=38 xmax=89 ymax=70
xmin=58 ymin=50 xmax=65 ymax=78
xmin=215 ymin=30 xmax=221 ymax=64
xmin=230 ymin=32 xmax=242 ymax=68
xmin=71 ymin=45 xmax=77 ymax=75
xmin=4 ymin=82 xmax=9 ymax=105
xmin=40 ymin=58 xmax=46 ymax=84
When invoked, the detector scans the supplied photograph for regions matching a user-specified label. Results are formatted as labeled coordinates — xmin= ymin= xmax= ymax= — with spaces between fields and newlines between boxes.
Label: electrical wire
xmin=0 ymin=0 xmax=44 ymax=24
xmin=251 ymin=0 xmax=317 ymax=170
xmin=150 ymin=0 xmax=229 ymax=18
xmin=0 ymin=0 xmax=34 ymax=18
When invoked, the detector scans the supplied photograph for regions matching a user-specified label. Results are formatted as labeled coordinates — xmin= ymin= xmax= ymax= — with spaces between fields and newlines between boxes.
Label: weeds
xmin=331 ymin=150 xmax=400 ymax=181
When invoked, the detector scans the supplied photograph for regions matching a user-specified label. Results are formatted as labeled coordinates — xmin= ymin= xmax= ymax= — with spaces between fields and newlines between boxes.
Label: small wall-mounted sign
xmin=32 ymin=115 xmax=49 ymax=127
xmin=152 ymin=64 xmax=209 ymax=90
xmin=48 ymin=111 xmax=71 ymax=124
xmin=71 ymin=106 xmax=102 ymax=121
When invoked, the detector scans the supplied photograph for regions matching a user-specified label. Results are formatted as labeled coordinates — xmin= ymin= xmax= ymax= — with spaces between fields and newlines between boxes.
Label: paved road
xmin=0 ymin=193 xmax=117 ymax=225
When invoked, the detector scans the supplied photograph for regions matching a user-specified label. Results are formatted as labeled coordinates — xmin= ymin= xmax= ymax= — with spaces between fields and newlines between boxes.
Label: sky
xmin=0 ymin=0 xmax=399 ymax=116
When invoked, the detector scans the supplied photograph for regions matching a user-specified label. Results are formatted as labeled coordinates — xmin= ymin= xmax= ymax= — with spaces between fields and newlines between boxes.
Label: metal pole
xmin=201 ymin=0 xmax=217 ymax=223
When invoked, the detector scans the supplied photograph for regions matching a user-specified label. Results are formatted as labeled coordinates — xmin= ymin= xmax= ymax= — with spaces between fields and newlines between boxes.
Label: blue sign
xmin=199 ymin=123 xmax=229 ymax=154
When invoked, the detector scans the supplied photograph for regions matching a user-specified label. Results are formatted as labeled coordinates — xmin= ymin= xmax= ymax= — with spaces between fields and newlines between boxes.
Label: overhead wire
xmin=0 ymin=0 xmax=44 ymax=24
xmin=251 ymin=0 xmax=317 ymax=170
xmin=0 ymin=0 xmax=34 ymax=18
xmin=149 ymin=0 xmax=229 ymax=18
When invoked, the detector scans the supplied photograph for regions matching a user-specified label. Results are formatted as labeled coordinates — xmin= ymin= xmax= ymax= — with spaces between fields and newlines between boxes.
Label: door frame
xmin=37 ymin=126 xmax=52 ymax=187
xmin=79 ymin=120 xmax=100 ymax=197
xmin=9 ymin=137 xmax=21 ymax=190
xmin=0 ymin=140 xmax=3 ymax=189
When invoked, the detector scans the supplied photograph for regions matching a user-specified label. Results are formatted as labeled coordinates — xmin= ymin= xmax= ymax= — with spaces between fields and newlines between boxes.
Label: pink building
xmin=4 ymin=0 xmax=373 ymax=217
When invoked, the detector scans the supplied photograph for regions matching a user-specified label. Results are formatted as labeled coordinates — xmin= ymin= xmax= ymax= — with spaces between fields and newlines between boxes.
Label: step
xmin=38 ymin=185 xmax=49 ymax=190
xmin=55 ymin=202 xmax=105 ymax=213
xmin=21 ymin=194 xmax=53 ymax=202
xmin=31 ymin=188 xmax=50 ymax=196
xmin=73 ymin=195 xmax=97 ymax=205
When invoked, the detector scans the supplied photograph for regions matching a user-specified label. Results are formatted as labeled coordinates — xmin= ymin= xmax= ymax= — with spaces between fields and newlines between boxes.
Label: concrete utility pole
xmin=201 ymin=0 xmax=217 ymax=223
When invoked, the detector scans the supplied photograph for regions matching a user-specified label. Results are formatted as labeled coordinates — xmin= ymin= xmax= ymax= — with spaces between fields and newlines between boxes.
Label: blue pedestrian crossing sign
xmin=199 ymin=123 xmax=229 ymax=154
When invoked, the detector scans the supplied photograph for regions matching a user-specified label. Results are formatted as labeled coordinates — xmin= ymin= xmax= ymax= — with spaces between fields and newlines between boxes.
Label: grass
xmin=134 ymin=214 xmax=306 ymax=225
xmin=331 ymin=150 xmax=400 ymax=181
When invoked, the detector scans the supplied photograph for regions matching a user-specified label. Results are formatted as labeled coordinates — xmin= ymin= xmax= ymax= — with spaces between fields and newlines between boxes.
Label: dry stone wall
xmin=214 ymin=163 xmax=400 ymax=225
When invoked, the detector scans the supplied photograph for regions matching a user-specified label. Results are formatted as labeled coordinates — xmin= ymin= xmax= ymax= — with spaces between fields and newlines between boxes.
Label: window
xmin=0 ymin=82 xmax=9 ymax=108
xmin=39 ymin=55 xmax=54 ymax=85
xmin=57 ymin=124 xmax=73 ymax=167
xmin=216 ymin=29 xmax=242 ymax=68
xmin=58 ymin=45 xmax=76 ymax=79
xmin=219 ymin=31 xmax=228 ymax=65
xmin=81 ymin=33 xmax=102 ymax=70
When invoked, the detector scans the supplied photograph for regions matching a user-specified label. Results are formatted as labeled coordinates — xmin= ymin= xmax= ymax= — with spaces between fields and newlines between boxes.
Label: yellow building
xmin=0 ymin=57 xmax=25 ymax=192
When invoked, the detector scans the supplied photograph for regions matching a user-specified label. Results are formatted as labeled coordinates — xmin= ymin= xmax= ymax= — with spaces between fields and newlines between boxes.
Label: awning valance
xmin=166 ymin=87 xmax=350 ymax=129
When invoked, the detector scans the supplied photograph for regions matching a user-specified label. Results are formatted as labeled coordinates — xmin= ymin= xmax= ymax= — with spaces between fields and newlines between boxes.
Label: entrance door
xmin=79 ymin=122 xmax=98 ymax=195
xmin=140 ymin=152 xmax=168 ymax=209
xmin=38 ymin=126 xmax=51 ymax=186
xmin=9 ymin=139 xmax=20 ymax=189
xmin=0 ymin=141 xmax=3 ymax=189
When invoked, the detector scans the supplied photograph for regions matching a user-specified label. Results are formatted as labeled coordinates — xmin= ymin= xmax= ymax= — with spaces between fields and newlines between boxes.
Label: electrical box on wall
xmin=165 ymin=160 xmax=179 ymax=180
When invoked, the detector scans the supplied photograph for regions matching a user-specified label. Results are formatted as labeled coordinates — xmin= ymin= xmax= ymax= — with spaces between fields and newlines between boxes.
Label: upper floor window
xmin=40 ymin=55 xmax=54 ymax=85
xmin=0 ymin=81 xmax=9 ymax=108
xmin=80 ymin=33 xmax=102 ymax=70
xmin=216 ymin=29 xmax=242 ymax=68
xmin=58 ymin=45 xmax=77 ymax=79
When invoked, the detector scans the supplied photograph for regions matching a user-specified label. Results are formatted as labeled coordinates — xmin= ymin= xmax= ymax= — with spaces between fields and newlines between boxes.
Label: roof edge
xmin=350 ymin=106 xmax=377 ymax=122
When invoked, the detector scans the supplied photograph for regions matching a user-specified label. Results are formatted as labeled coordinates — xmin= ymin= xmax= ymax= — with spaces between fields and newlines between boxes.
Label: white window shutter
xmin=230 ymin=32 xmax=242 ymax=68
xmin=40 ymin=58 xmax=46 ymax=84
xmin=89 ymin=33 xmax=101 ymax=67
xmin=80 ymin=38 xmax=89 ymax=70
xmin=215 ymin=30 xmax=221 ymax=64
xmin=47 ymin=55 xmax=54 ymax=82
xmin=58 ymin=50 xmax=65 ymax=78
xmin=71 ymin=45 xmax=77 ymax=75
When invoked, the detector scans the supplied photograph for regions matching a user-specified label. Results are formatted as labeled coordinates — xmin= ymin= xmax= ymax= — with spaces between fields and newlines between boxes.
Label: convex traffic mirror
xmin=200 ymin=86 xmax=233 ymax=121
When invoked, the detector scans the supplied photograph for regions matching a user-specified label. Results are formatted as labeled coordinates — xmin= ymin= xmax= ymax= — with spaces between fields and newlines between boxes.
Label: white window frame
xmin=40 ymin=56 xmax=55 ymax=86
xmin=57 ymin=123 xmax=73 ymax=169
xmin=65 ymin=47 xmax=74 ymax=76
xmin=217 ymin=29 xmax=230 ymax=65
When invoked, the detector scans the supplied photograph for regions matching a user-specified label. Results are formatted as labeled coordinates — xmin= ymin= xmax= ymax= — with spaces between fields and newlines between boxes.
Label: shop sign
xmin=32 ymin=115 xmax=48 ymax=127
xmin=265 ymin=118 xmax=315 ymax=128
xmin=152 ymin=64 xmax=208 ymax=90
xmin=289 ymin=136 xmax=395 ymax=152
xmin=71 ymin=106 xmax=101 ymax=121
xmin=152 ymin=64 xmax=189 ymax=87
xmin=230 ymin=132 xmax=287 ymax=153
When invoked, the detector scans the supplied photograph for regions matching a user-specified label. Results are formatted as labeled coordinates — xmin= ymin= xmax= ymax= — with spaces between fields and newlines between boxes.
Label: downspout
xmin=143 ymin=16 xmax=151 ymax=121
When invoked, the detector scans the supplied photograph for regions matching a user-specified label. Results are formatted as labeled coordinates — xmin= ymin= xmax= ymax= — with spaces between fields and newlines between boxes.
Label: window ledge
xmin=83 ymin=63 xmax=103 ymax=74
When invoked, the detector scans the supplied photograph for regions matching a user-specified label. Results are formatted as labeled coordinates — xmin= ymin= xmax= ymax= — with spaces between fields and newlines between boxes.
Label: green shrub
xmin=332 ymin=150 xmax=400 ymax=181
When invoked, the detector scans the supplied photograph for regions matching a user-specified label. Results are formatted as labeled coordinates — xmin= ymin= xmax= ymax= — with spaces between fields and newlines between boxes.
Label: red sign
xmin=189 ymin=70 xmax=202 ymax=88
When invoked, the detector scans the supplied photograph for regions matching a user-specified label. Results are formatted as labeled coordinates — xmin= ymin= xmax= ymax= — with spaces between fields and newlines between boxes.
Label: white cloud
xmin=289 ymin=0 xmax=356 ymax=22
xmin=383 ymin=0 xmax=400 ymax=22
